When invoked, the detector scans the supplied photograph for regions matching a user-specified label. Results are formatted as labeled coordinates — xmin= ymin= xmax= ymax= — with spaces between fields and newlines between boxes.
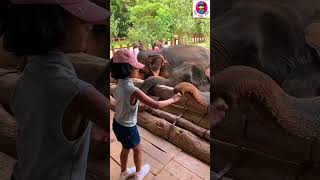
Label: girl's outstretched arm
xmin=131 ymin=88 xmax=181 ymax=109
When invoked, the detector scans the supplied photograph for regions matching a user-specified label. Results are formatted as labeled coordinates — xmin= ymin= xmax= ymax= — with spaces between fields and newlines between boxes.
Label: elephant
xmin=211 ymin=1 xmax=320 ymax=97
xmin=211 ymin=66 xmax=320 ymax=179
xmin=213 ymin=0 xmax=320 ymax=26
xmin=137 ymin=45 xmax=210 ymax=93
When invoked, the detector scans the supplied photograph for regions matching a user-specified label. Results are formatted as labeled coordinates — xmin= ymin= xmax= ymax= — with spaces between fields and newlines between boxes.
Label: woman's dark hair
xmin=3 ymin=4 xmax=67 ymax=56
xmin=110 ymin=58 xmax=132 ymax=80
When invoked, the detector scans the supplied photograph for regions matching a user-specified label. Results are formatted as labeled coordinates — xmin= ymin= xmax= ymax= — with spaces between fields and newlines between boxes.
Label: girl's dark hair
xmin=110 ymin=58 xmax=132 ymax=79
xmin=3 ymin=4 xmax=67 ymax=56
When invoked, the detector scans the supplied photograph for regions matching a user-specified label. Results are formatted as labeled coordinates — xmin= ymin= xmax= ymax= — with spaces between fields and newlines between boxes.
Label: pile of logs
xmin=110 ymin=79 xmax=211 ymax=165
xmin=0 ymin=52 xmax=109 ymax=179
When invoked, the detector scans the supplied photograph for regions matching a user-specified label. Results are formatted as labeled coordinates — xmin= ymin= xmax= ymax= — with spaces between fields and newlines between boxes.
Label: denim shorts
xmin=112 ymin=120 xmax=140 ymax=149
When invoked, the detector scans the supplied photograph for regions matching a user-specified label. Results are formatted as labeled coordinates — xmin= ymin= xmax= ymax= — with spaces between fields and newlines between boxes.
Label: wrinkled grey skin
xmin=137 ymin=45 xmax=210 ymax=93
xmin=212 ymin=1 xmax=320 ymax=97
xmin=211 ymin=1 xmax=320 ymax=179
xmin=213 ymin=0 xmax=320 ymax=26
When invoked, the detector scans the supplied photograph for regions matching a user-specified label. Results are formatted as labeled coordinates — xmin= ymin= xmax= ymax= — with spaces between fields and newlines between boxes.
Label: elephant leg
xmin=173 ymin=82 xmax=209 ymax=106
xmin=139 ymin=76 xmax=171 ymax=94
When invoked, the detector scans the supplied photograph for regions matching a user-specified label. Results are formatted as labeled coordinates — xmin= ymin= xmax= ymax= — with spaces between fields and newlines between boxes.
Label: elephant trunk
xmin=139 ymin=69 xmax=186 ymax=94
xmin=212 ymin=66 xmax=320 ymax=140
xmin=139 ymin=76 xmax=171 ymax=94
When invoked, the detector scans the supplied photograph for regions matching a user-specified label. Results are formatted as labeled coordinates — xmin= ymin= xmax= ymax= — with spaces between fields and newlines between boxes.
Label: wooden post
xmin=127 ymin=44 xmax=130 ymax=50
xmin=111 ymin=46 xmax=115 ymax=53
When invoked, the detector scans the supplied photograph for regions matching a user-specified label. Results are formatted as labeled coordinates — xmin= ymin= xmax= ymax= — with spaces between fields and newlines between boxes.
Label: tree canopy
xmin=110 ymin=0 xmax=210 ymax=47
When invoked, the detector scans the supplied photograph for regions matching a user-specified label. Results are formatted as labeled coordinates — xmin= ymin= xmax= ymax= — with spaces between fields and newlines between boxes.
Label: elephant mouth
xmin=211 ymin=97 xmax=229 ymax=127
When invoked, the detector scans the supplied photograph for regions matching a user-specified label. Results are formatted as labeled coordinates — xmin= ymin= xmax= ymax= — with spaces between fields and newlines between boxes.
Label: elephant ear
xmin=146 ymin=54 xmax=166 ymax=76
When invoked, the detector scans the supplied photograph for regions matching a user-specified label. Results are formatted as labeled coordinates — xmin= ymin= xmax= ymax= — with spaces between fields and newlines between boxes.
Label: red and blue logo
xmin=193 ymin=0 xmax=210 ymax=18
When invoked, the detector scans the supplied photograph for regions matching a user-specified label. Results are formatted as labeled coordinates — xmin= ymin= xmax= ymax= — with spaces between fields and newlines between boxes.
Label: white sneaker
xmin=120 ymin=166 xmax=136 ymax=180
xmin=135 ymin=164 xmax=150 ymax=180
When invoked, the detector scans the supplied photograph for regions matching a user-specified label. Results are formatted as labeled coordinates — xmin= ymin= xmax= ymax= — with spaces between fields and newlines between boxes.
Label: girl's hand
xmin=172 ymin=92 xmax=182 ymax=101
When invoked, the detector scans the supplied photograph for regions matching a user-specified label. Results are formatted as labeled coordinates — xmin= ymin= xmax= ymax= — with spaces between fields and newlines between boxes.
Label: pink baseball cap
xmin=113 ymin=49 xmax=145 ymax=69
xmin=10 ymin=0 xmax=109 ymax=23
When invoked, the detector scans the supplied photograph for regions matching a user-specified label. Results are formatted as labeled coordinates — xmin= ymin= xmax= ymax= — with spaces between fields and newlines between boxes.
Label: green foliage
xmin=192 ymin=19 xmax=210 ymax=37
xmin=110 ymin=0 xmax=210 ymax=47
xmin=110 ymin=14 xmax=119 ymax=38
xmin=127 ymin=2 xmax=173 ymax=47
xmin=110 ymin=0 xmax=137 ymax=37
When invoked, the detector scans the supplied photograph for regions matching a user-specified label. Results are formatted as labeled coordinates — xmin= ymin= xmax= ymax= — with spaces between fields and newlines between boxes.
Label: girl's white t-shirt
xmin=114 ymin=78 xmax=139 ymax=127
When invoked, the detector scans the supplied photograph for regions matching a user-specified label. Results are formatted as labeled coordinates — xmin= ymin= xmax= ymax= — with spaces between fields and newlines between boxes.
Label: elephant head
xmin=211 ymin=65 xmax=320 ymax=140
xmin=137 ymin=45 xmax=210 ymax=93
xmin=211 ymin=1 xmax=316 ymax=84
xmin=140 ymin=62 xmax=210 ymax=94
xmin=137 ymin=54 xmax=169 ymax=79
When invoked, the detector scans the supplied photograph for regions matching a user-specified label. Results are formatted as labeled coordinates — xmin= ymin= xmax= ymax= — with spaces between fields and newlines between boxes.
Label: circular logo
xmin=196 ymin=1 xmax=208 ymax=15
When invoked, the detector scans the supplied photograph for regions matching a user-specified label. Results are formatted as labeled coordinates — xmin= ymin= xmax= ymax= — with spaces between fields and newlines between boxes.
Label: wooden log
xmin=67 ymin=53 xmax=107 ymax=85
xmin=137 ymin=111 xmax=210 ymax=164
xmin=146 ymin=108 xmax=210 ymax=141
xmin=110 ymin=84 xmax=209 ymax=129
xmin=0 ymin=51 xmax=108 ymax=72
xmin=0 ymin=53 xmax=108 ymax=108
xmin=161 ymin=105 xmax=209 ymax=130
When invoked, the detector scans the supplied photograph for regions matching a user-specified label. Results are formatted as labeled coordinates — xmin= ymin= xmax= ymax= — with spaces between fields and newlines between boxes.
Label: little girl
xmin=3 ymin=1 xmax=109 ymax=179
xmin=110 ymin=49 xmax=182 ymax=180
